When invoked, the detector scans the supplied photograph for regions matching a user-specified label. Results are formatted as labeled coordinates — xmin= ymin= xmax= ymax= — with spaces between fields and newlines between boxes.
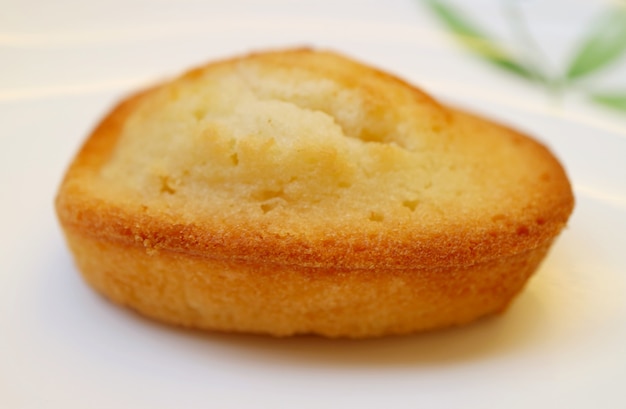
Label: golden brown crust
xmin=55 ymin=48 xmax=574 ymax=337
xmin=62 ymin=228 xmax=553 ymax=337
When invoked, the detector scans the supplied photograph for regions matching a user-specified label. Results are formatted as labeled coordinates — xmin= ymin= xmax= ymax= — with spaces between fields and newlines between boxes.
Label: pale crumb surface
xmin=95 ymin=49 xmax=557 ymax=236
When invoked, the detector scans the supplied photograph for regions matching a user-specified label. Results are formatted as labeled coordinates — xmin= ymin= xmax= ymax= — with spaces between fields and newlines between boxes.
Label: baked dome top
xmin=58 ymin=49 xmax=574 ymax=268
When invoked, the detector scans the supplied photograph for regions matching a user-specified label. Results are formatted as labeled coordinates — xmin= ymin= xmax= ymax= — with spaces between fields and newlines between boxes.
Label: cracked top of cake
xmin=57 ymin=48 xmax=574 ymax=267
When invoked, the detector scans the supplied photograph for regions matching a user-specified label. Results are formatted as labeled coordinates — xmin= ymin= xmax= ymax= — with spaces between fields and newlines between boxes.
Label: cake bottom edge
xmin=61 ymin=229 xmax=552 ymax=338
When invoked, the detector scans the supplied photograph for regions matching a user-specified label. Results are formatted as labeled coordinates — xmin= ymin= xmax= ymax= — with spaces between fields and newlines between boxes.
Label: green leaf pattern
xmin=566 ymin=9 xmax=626 ymax=81
xmin=423 ymin=0 xmax=626 ymax=113
xmin=590 ymin=93 xmax=626 ymax=111
xmin=424 ymin=0 xmax=542 ymax=81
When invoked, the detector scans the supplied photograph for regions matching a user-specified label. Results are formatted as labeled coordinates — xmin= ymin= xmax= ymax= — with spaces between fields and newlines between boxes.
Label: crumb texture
xmin=94 ymin=50 xmax=568 ymax=235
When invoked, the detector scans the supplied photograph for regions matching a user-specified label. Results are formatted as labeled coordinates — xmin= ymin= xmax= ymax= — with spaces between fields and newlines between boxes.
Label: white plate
xmin=2 ymin=1 xmax=626 ymax=408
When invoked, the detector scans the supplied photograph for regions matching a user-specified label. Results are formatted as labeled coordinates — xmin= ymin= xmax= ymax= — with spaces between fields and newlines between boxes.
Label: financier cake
xmin=55 ymin=48 xmax=574 ymax=338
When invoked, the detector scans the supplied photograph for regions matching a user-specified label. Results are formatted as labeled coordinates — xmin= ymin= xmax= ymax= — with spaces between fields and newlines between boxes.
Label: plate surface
xmin=2 ymin=1 xmax=626 ymax=408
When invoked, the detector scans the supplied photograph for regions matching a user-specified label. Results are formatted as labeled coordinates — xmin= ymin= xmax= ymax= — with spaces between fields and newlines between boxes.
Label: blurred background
xmin=3 ymin=0 xmax=626 ymax=131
